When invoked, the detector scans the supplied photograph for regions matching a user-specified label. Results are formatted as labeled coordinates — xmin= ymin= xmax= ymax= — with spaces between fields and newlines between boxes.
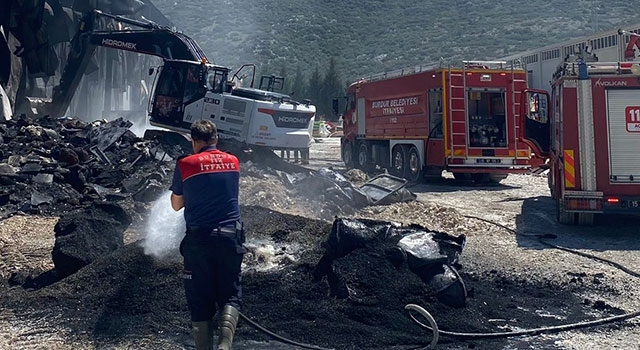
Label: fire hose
xmin=218 ymin=214 xmax=640 ymax=350
xmin=403 ymin=214 xmax=640 ymax=349
xmin=238 ymin=311 xmax=335 ymax=350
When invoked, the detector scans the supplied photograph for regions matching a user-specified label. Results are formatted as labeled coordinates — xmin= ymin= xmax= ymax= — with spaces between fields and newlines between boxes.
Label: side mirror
xmin=148 ymin=67 xmax=154 ymax=76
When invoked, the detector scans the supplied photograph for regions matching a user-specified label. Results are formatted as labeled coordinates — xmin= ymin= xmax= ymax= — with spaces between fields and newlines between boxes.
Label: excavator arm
xmin=47 ymin=9 xmax=208 ymax=118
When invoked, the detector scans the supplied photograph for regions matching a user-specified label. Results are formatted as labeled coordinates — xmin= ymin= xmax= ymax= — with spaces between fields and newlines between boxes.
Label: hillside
xmin=151 ymin=0 xmax=636 ymax=82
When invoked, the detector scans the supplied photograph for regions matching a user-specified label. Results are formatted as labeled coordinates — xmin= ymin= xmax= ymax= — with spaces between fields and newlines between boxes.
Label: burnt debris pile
xmin=241 ymin=211 xmax=470 ymax=349
xmin=0 ymin=113 xmax=414 ymax=224
xmin=0 ymin=115 xmax=179 ymax=219
xmin=313 ymin=217 xmax=468 ymax=308
xmin=272 ymin=167 xmax=418 ymax=220
xmin=52 ymin=202 xmax=132 ymax=279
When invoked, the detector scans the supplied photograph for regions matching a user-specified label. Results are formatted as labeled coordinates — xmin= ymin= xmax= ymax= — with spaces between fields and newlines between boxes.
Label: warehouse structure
xmin=502 ymin=24 xmax=640 ymax=93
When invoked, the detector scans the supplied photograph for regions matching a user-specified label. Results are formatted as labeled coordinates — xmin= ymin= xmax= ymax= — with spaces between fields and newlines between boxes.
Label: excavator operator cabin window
xmin=207 ymin=70 xmax=225 ymax=93
xmin=183 ymin=65 xmax=204 ymax=103
xmin=155 ymin=65 xmax=185 ymax=99
xmin=152 ymin=64 xmax=185 ymax=121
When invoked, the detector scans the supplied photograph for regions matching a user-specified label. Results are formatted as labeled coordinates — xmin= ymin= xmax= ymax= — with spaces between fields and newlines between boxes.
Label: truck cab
xmin=549 ymin=60 xmax=640 ymax=224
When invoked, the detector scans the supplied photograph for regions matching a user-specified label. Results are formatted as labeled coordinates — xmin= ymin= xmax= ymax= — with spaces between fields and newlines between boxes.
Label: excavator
xmin=41 ymin=9 xmax=316 ymax=154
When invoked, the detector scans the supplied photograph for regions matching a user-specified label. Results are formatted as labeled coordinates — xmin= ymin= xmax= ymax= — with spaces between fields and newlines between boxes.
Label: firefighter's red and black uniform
xmin=170 ymin=145 xmax=245 ymax=322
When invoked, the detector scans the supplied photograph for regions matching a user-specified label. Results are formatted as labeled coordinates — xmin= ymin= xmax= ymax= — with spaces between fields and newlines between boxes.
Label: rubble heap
xmin=0 ymin=112 xmax=420 ymax=225
xmin=313 ymin=217 xmax=468 ymax=308
xmin=0 ymin=115 xmax=176 ymax=220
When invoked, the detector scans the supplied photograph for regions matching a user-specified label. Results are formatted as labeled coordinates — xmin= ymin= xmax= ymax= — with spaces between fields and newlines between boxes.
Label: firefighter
xmin=169 ymin=120 xmax=246 ymax=350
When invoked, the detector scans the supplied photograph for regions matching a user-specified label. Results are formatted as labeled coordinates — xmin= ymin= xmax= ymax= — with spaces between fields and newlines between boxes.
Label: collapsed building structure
xmin=0 ymin=0 xmax=170 ymax=122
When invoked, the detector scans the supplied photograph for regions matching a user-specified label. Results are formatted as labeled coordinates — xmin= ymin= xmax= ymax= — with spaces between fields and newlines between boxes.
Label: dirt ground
xmin=1 ymin=137 xmax=640 ymax=350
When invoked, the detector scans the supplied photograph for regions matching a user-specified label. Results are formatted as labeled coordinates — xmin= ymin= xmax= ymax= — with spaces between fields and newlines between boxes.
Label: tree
xmin=306 ymin=66 xmax=323 ymax=115
xmin=290 ymin=63 xmax=308 ymax=101
xmin=275 ymin=61 xmax=288 ymax=92
xmin=319 ymin=57 xmax=344 ymax=121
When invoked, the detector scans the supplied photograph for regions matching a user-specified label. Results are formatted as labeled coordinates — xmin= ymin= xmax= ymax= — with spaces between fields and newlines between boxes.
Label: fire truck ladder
xmin=510 ymin=62 xmax=524 ymax=166
xmin=448 ymin=65 xmax=468 ymax=159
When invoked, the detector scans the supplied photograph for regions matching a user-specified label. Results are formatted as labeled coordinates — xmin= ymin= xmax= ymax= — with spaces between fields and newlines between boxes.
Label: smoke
xmin=127 ymin=113 xmax=164 ymax=138
xmin=126 ymin=113 xmax=151 ymax=137
xmin=142 ymin=191 xmax=186 ymax=259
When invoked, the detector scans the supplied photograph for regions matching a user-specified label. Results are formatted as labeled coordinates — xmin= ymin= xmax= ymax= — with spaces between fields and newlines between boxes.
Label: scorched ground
xmin=1 ymin=138 xmax=639 ymax=350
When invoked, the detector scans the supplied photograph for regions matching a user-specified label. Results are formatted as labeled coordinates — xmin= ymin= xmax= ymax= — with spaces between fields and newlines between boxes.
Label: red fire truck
xmin=548 ymin=59 xmax=640 ymax=225
xmin=336 ymin=61 xmax=547 ymax=183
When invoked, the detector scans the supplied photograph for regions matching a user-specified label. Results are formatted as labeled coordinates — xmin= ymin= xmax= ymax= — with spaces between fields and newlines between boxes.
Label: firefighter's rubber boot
xmin=216 ymin=305 xmax=239 ymax=350
xmin=192 ymin=320 xmax=214 ymax=350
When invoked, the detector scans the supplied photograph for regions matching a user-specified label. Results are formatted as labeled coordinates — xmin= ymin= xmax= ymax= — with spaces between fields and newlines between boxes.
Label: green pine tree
xmin=290 ymin=63 xmax=308 ymax=101
xmin=307 ymin=66 xmax=323 ymax=115
xmin=320 ymin=57 xmax=344 ymax=121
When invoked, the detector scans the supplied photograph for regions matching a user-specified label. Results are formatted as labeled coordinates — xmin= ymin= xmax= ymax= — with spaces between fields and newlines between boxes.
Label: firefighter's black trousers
xmin=181 ymin=224 xmax=246 ymax=322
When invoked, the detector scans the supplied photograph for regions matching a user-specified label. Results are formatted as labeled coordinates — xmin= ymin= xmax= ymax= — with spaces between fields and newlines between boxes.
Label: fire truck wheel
xmin=406 ymin=146 xmax=422 ymax=182
xmin=556 ymin=197 xmax=576 ymax=225
xmin=577 ymin=213 xmax=595 ymax=226
xmin=471 ymin=173 xmax=490 ymax=184
xmin=356 ymin=141 xmax=369 ymax=171
xmin=488 ymin=174 xmax=507 ymax=183
xmin=342 ymin=142 xmax=354 ymax=169
xmin=453 ymin=173 xmax=471 ymax=181
xmin=390 ymin=145 xmax=406 ymax=178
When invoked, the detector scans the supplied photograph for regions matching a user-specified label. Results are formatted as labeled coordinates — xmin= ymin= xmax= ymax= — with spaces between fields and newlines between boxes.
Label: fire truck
xmin=336 ymin=61 xmax=547 ymax=183
xmin=547 ymin=59 xmax=640 ymax=225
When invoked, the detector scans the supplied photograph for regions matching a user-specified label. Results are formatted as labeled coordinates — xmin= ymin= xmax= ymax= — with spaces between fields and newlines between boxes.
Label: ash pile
xmin=0 ymin=115 xmax=178 ymax=220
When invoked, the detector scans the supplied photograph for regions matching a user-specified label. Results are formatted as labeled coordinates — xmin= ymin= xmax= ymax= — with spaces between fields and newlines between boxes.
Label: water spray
xmin=142 ymin=191 xmax=185 ymax=259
